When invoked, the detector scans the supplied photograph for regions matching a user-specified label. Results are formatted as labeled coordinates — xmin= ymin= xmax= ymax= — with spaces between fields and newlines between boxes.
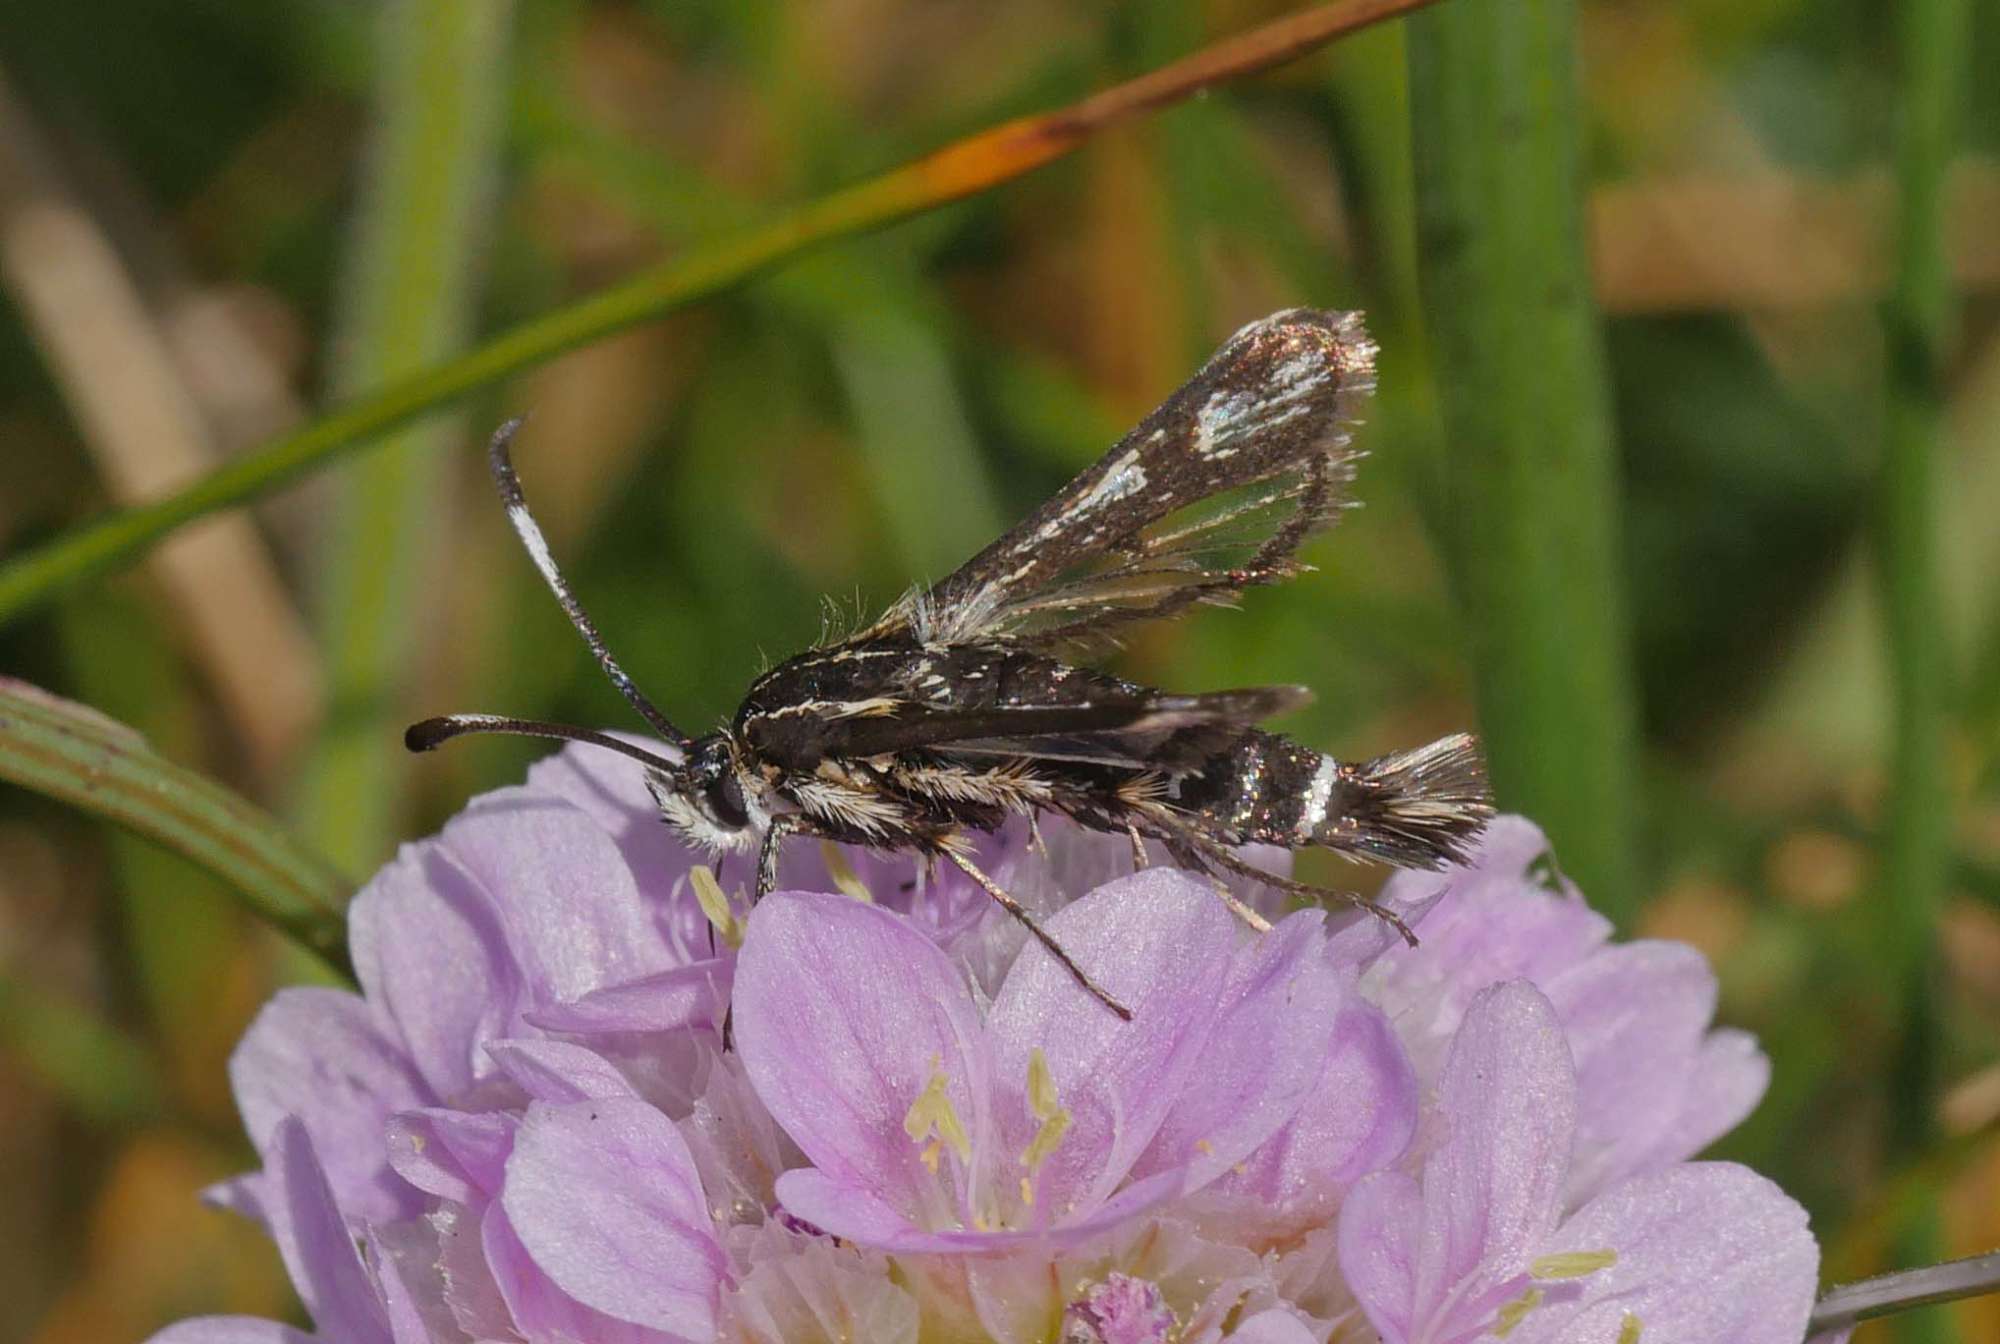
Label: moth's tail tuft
xmin=1332 ymin=732 xmax=1493 ymax=870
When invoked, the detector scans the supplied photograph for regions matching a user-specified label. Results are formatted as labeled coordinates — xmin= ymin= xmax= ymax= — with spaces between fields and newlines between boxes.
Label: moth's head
xmin=652 ymin=733 xmax=758 ymax=854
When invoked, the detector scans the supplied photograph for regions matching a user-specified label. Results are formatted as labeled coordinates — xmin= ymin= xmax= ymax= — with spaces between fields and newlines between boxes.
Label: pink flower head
xmin=147 ymin=744 xmax=1824 ymax=1344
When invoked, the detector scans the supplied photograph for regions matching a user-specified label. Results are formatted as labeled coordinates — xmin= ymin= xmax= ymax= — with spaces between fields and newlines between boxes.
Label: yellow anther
xmin=1530 ymin=1250 xmax=1618 ymax=1279
xmin=689 ymin=867 xmax=744 ymax=947
xmin=1020 ymin=1175 xmax=1035 ymax=1206
xmin=819 ymin=841 xmax=873 ymax=903
xmin=1027 ymin=1048 xmax=1061 ymax=1120
xmin=1019 ymin=1048 xmax=1072 ymax=1175
xmin=1492 ymin=1287 xmax=1543 ymax=1337
xmin=1617 ymin=1313 xmax=1642 ymax=1344
xmin=919 ymin=1140 xmax=942 ymax=1174
xmin=903 ymin=1061 xmax=972 ymax=1166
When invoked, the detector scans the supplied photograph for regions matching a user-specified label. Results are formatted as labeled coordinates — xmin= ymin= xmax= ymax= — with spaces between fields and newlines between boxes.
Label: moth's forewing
xmin=880 ymin=308 xmax=1376 ymax=648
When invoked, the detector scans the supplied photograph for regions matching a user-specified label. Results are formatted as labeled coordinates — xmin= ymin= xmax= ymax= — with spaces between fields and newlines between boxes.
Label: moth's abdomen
xmin=1176 ymin=730 xmax=1490 ymax=870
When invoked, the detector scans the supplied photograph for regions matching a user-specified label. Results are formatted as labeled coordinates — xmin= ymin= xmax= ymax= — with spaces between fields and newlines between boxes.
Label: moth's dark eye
xmin=704 ymin=771 xmax=748 ymax=829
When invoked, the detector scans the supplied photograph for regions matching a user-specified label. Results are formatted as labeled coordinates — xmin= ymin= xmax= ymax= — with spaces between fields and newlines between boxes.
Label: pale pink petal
xmin=986 ymin=870 xmax=1235 ymax=1217
xmin=253 ymin=1118 xmax=392 ymax=1344
xmin=385 ymin=1108 xmax=513 ymax=1204
xmin=1226 ymin=1310 xmax=1320 ymax=1344
xmin=229 ymin=989 xmax=428 ymax=1223
xmin=1416 ymin=982 xmax=1575 ymax=1312
xmin=775 ymin=1165 xmax=1185 ymax=1254
xmin=1340 ymin=982 xmax=1576 ymax=1344
xmin=1337 ymin=1170 xmax=1424 ymax=1343
xmin=771 ymin=1168 xmax=957 ymax=1253
xmin=501 ymin=1098 xmax=728 ymax=1339
xmin=144 ymin=1322 xmax=315 ymax=1344
xmin=1209 ymin=990 xmax=1416 ymax=1232
xmin=480 ymin=1201 xmax=675 ymax=1344
xmin=1134 ymin=911 xmax=1356 ymax=1192
xmin=524 ymin=737 xmax=712 ymax=960
xmin=734 ymin=892 xmax=990 ymax=1234
xmin=1514 ymin=1163 xmax=1818 ymax=1344
xmin=485 ymin=1038 xmax=637 ymax=1103
xmin=525 ymin=960 xmax=733 ymax=1036
xmin=441 ymin=788 xmax=674 ymax=1003
xmin=349 ymin=840 xmax=517 ymax=1099
xmin=1657 ymin=1028 xmax=1770 ymax=1167
xmin=1544 ymin=939 xmax=1715 ymax=1202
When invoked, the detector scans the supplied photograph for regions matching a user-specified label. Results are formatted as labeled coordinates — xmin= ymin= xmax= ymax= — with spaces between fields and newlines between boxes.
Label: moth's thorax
xmin=734 ymin=638 xmax=921 ymax=769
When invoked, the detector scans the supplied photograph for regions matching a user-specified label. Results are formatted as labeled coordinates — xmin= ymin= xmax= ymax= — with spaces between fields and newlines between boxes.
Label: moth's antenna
xmin=486 ymin=418 xmax=690 ymax=746
xmin=405 ymin=714 xmax=684 ymax=775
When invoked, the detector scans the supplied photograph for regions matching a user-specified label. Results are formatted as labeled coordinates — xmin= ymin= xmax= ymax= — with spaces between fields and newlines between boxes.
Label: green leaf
xmin=1408 ymin=0 xmax=1640 ymax=919
xmin=0 ymin=679 xmax=351 ymax=976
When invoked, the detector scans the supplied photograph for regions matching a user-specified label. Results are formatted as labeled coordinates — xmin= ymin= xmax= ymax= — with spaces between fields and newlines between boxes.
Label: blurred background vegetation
xmin=0 ymin=0 xmax=1995 ymax=1340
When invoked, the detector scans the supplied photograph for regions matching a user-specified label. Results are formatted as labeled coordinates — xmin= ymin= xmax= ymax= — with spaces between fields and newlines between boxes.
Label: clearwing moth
xmin=409 ymin=309 xmax=1492 ymax=1018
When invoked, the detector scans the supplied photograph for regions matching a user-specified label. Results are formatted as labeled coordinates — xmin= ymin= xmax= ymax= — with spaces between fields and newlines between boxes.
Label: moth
xmin=409 ymin=309 xmax=1492 ymax=1017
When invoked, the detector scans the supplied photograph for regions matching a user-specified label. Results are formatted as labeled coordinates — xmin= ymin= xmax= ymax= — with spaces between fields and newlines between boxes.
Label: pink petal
xmin=1340 ymin=982 xmax=1576 ymax=1344
xmin=1516 ymin=1163 xmax=1818 ymax=1344
xmin=1419 ymin=982 xmax=1575 ymax=1307
xmin=501 ymin=1098 xmax=728 ymax=1339
xmin=772 ymin=1169 xmax=960 ymax=1252
xmin=1658 ymin=1028 xmax=1769 ymax=1167
xmin=986 ymin=870 xmax=1235 ymax=1218
xmin=349 ymin=840 xmax=517 ymax=1099
xmin=734 ymin=892 xmax=991 ymax=1234
xmin=524 ymin=959 xmax=733 ymax=1036
xmin=1134 ymin=911 xmax=1357 ymax=1192
xmin=485 ymin=1038 xmax=637 ymax=1103
xmin=1211 ymin=989 xmax=1416 ymax=1230
xmin=1544 ymin=939 xmax=1715 ymax=1202
xmin=366 ymin=1223 xmax=441 ymax=1344
xmin=441 ymin=788 xmax=674 ymax=1003
xmin=480 ymin=1201 xmax=676 ymax=1344
xmin=385 ymin=1108 xmax=514 ymax=1204
xmin=1338 ymin=1170 xmax=1424 ymax=1343
xmin=229 ymin=988 xmax=427 ymax=1223
xmin=1324 ymin=876 xmax=1449 ymax=970
xmin=524 ymin=737 xmax=712 ymax=961
xmin=1227 ymin=1310 xmax=1321 ymax=1344
xmin=253 ymin=1118 xmax=392 ymax=1344
xmin=144 ymin=1322 xmax=315 ymax=1344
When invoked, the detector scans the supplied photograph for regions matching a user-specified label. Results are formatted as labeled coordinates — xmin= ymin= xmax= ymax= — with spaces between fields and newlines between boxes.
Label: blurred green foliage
xmin=0 ymin=1 xmax=1996 ymax=1340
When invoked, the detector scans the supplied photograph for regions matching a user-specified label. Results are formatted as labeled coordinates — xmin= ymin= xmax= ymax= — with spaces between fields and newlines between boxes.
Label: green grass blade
xmin=0 ymin=679 xmax=351 ymax=975
xmin=1407 ymin=0 xmax=1639 ymax=918
xmin=294 ymin=0 xmax=514 ymax=873
xmin=0 ymin=0 xmax=1439 ymax=628
xmin=1876 ymin=0 xmax=1972 ymax=1334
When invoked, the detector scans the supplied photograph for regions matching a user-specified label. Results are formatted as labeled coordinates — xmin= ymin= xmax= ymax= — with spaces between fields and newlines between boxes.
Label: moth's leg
xmin=1150 ymin=829 xmax=1276 ymax=934
xmin=1126 ymin=824 xmax=1150 ymax=872
xmin=755 ymin=813 xmax=827 ymax=900
xmin=1026 ymin=810 xmax=1048 ymax=860
xmin=1174 ymin=828 xmax=1415 ymax=947
xmin=940 ymin=845 xmax=1133 ymax=1022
